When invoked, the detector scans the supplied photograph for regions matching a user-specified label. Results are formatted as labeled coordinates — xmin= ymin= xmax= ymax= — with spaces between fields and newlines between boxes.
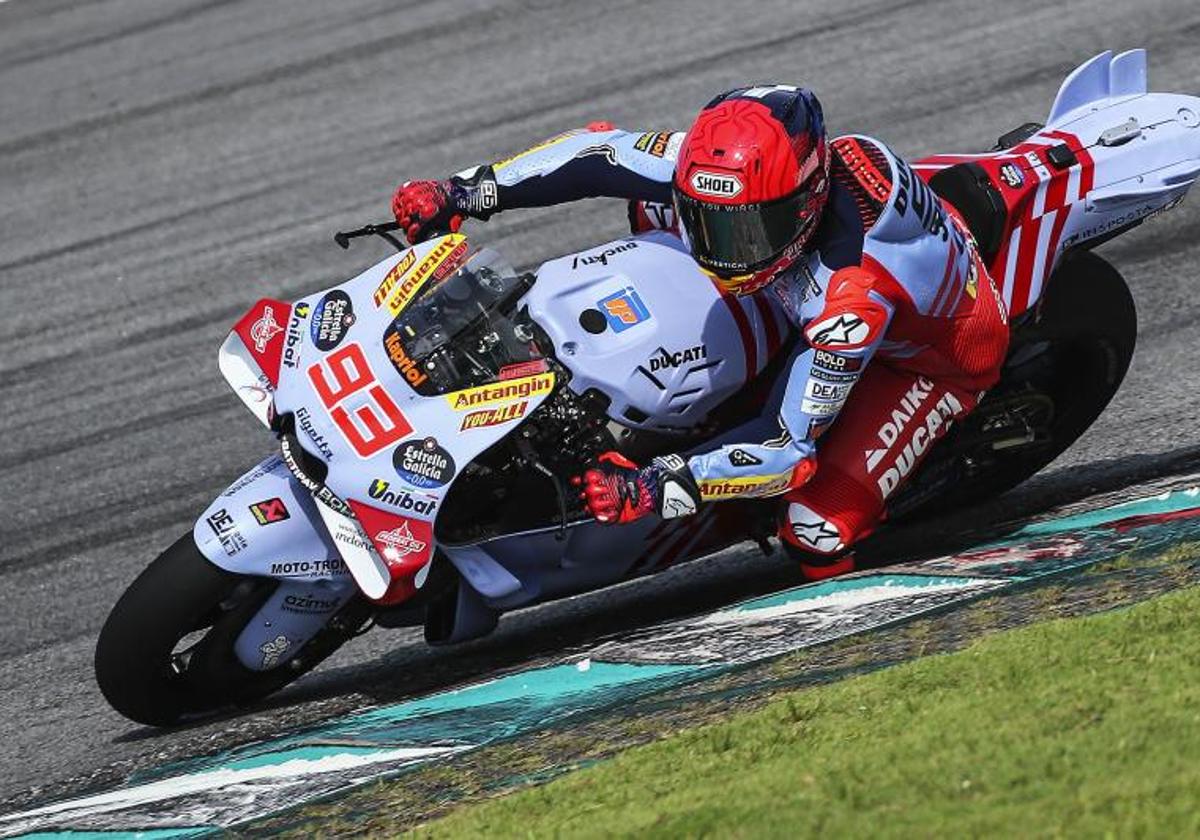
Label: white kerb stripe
xmin=0 ymin=746 xmax=465 ymax=828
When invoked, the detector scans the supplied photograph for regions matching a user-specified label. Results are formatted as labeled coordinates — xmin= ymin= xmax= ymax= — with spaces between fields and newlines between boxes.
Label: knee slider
xmin=780 ymin=500 xmax=851 ymax=555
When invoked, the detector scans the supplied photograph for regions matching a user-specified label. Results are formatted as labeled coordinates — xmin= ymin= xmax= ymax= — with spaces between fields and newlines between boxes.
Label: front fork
xmin=194 ymin=455 xmax=358 ymax=671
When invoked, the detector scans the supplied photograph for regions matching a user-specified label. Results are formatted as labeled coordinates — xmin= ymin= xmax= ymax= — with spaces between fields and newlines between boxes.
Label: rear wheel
xmin=95 ymin=533 xmax=369 ymax=727
xmin=889 ymin=250 xmax=1137 ymax=520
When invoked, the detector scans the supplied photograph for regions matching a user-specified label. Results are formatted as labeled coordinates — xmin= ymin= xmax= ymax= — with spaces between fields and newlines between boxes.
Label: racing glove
xmin=573 ymin=452 xmax=702 ymax=525
xmin=391 ymin=166 xmax=500 ymax=245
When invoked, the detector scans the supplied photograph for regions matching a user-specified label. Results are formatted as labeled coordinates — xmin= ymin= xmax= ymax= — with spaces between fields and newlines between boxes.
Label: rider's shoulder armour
xmin=831 ymin=134 xmax=950 ymax=247
xmin=830 ymin=135 xmax=892 ymax=231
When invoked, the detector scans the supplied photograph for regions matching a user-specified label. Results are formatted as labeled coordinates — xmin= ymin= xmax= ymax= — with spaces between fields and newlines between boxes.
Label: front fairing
xmin=268 ymin=235 xmax=555 ymax=601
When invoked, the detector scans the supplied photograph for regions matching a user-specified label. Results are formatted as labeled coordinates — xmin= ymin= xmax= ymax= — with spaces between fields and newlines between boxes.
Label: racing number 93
xmin=307 ymin=343 xmax=412 ymax=457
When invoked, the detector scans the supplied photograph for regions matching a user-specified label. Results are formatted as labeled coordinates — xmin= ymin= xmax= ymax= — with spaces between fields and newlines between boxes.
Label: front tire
xmin=95 ymin=533 xmax=368 ymax=727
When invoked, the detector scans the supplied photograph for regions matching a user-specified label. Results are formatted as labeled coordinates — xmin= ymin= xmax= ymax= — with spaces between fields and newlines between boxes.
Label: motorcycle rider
xmin=391 ymin=84 xmax=1010 ymax=580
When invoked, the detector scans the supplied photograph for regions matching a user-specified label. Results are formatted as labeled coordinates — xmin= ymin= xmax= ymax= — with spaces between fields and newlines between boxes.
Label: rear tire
xmin=95 ymin=533 xmax=369 ymax=727
xmin=889 ymin=249 xmax=1137 ymax=519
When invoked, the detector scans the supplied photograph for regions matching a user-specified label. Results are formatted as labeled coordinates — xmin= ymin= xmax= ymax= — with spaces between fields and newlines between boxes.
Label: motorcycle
xmin=96 ymin=50 xmax=1200 ymax=725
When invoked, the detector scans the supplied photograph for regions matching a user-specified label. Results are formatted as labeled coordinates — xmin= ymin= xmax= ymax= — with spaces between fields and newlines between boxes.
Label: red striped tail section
xmin=914 ymin=129 xmax=1094 ymax=319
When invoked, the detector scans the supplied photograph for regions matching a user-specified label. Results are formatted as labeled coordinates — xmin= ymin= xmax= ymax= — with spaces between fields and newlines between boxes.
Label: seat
xmin=928 ymin=162 xmax=1009 ymax=265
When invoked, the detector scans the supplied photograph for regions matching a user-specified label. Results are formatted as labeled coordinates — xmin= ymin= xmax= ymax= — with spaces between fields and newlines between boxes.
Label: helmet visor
xmin=674 ymin=185 xmax=812 ymax=274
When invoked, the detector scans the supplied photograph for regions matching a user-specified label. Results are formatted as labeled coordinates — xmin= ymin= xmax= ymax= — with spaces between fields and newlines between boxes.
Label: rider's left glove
xmin=573 ymin=452 xmax=702 ymax=525
xmin=391 ymin=180 xmax=462 ymax=245
xmin=391 ymin=167 xmax=500 ymax=245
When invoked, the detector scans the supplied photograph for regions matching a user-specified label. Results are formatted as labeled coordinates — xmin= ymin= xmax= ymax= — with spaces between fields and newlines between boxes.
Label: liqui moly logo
xmin=690 ymin=170 xmax=743 ymax=198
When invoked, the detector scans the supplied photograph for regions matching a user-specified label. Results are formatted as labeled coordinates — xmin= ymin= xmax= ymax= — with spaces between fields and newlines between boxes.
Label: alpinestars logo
xmin=375 ymin=522 xmax=427 ymax=562
xmin=729 ymin=449 xmax=763 ymax=467
xmin=792 ymin=520 xmax=843 ymax=552
xmin=807 ymin=314 xmax=869 ymax=348
xmin=660 ymin=480 xmax=698 ymax=518
xmin=787 ymin=501 xmax=843 ymax=553
xmin=249 ymin=305 xmax=284 ymax=352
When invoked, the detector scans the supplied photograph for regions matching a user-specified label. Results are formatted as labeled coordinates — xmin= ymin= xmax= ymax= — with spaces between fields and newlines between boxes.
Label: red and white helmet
xmin=674 ymin=85 xmax=830 ymax=296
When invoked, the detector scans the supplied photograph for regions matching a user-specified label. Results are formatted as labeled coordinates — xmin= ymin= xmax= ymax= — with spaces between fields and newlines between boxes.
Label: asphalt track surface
xmin=2 ymin=0 xmax=1200 ymax=810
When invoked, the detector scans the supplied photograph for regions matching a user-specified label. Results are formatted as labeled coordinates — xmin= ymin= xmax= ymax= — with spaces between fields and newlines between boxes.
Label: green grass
xmin=415 ymin=585 xmax=1200 ymax=838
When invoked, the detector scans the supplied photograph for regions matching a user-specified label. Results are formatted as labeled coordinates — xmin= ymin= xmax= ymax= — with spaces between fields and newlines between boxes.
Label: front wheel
xmin=95 ymin=533 xmax=370 ymax=727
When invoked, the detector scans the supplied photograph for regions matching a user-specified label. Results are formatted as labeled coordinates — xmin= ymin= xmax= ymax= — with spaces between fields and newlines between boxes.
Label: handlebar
xmin=333 ymin=220 xmax=453 ymax=253
xmin=333 ymin=221 xmax=406 ymax=252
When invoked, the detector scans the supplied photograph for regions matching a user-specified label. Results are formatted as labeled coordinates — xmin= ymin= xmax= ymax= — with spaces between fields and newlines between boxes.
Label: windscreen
xmin=383 ymin=248 xmax=545 ymax=397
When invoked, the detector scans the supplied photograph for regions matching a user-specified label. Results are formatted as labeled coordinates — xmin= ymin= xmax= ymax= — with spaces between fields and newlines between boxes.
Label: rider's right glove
xmin=391 ymin=166 xmax=500 ymax=245
xmin=572 ymin=452 xmax=702 ymax=525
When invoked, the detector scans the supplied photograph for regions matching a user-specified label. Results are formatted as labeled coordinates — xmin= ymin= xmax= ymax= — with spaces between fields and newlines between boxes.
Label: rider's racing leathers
xmin=443 ymin=123 xmax=1010 ymax=572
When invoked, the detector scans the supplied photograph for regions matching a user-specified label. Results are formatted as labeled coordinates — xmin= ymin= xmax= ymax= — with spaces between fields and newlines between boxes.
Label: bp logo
xmin=690 ymin=170 xmax=743 ymax=198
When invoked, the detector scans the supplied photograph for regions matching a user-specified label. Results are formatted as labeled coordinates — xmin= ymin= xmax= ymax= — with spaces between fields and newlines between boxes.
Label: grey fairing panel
xmin=193 ymin=455 xmax=352 ymax=584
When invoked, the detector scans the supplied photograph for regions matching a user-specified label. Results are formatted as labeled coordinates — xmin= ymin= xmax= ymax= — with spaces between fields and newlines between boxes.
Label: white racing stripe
xmin=0 ymin=746 xmax=466 ymax=835
xmin=696 ymin=578 xmax=991 ymax=626
xmin=1002 ymin=225 xmax=1022 ymax=310
xmin=1029 ymin=208 xmax=1058 ymax=303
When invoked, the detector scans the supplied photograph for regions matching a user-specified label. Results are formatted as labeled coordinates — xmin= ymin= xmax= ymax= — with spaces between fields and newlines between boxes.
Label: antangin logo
xmin=698 ymin=472 xmax=791 ymax=500
xmin=385 ymin=234 xmax=468 ymax=316
xmin=445 ymin=373 xmax=555 ymax=411
xmin=373 ymin=251 xmax=417 ymax=307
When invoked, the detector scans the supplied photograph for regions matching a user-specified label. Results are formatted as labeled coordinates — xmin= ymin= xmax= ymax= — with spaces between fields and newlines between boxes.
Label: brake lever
xmin=333 ymin=221 xmax=407 ymax=253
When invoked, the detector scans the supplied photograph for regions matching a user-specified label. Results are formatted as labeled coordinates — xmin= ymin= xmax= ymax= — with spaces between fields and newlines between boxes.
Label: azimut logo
xmin=690 ymin=170 xmax=742 ymax=198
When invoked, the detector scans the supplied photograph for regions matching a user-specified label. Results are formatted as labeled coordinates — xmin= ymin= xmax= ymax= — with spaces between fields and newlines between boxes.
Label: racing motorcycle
xmin=97 ymin=50 xmax=1200 ymax=725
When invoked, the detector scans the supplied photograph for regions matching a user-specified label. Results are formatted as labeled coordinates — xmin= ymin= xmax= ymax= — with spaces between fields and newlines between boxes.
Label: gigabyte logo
xmin=690 ymin=170 xmax=743 ymax=198
xmin=295 ymin=406 xmax=335 ymax=461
